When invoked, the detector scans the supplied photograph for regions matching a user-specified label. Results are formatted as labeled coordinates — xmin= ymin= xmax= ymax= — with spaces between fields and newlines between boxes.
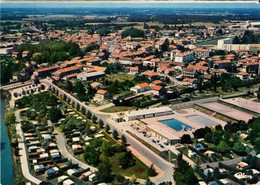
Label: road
xmin=41 ymin=79 xmax=175 ymax=183
xmin=15 ymin=109 xmax=42 ymax=185
xmin=47 ymin=120 xmax=97 ymax=172
xmin=0 ymin=81 xmax=32 ymax=91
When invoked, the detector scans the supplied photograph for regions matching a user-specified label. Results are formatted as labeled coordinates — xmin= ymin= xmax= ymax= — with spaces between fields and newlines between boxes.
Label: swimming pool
xmin=159 ymin=118 xmax=192 ymax=131
xmin=188 ymin=115 xmax=216 ymax=126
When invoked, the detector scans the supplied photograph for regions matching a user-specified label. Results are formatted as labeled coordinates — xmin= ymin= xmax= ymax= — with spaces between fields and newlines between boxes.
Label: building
xmin=130 ymin=83 xmax=151 ymax=93
xmin=217 ymin=38 xmax=233 ymax=50
xmin=90 ymin=82 xmax=103 ymax=89
xmin=52 ymin=66 xmax=81 ymax=80
xmin=77 ymin=71 xmax=105 ymax=81
xmin=214 ymin=60 xmax=232 ymax=69
xmin=217 ymin=38 xmax=250 ymax=51
xmin=175 ymin=52 xmax=194 ymax=64
xmin=128 ymin=66 xmax=139 ymax=75
xmin=237 ymin=71 xmax=249 ymax=80
xmin=194 ymin=48 xmax=210 ymax=59
xmin=142 ymin=71 xmax=158 ymax=81
xmin=124 ymin=106 xmax=173 ymax=121
xmin=151 ymin=85 xmax=166 ymax=96
xmin=35 ymin=66 xmax=58 ymax=78
xmin=95 ymin=89 xmax=110 ymax=100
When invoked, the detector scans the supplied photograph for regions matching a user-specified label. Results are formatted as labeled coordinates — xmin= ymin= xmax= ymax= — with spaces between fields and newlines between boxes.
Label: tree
xmin=84 ymin=145 xmax=100 ymax=166
xmin=81 ymin=107 xmax=86 ymax=115
xmin=96 ymin=157 xmax=112 ymax=182
xmin=13 ymin=175 xmax=26 ymax=185
xmin=145 ymin=178 xmax=155 ymax=185
xmin=121 ymin=27 xmax=144 ymax=38
xmin=4 ymin=111 xmax=16 ymax=125
xmin=49 ymin=107 xmax=62 ymax=123
xmin=113 ymin=129 xmax=119 ymax=139
xmin=174 ymin=154 xmax=198 ymax=185
xmin=180 ymin=134 xmax=193 ymax=144
xmin=148 ymin=164 xmax=157 ymax=177
xmin=105 ymin=124 xmax=110 ymax=133
xmin=121 ymin=135 xmax=127 ymax=145
xmin=92 ymin=115 xmax=97 ymax=123
xmin=254 ymin=137 xmax=260 ymax=154
xmin=216 ymin=140 xmax=229 ymax=154
xmin=98 ymin=119 xmax=104 ymax=128
xmin=65 ymin=79 xmax=73 ymax=91
xmin=117 ymin=151 xmax=135 ymax=169
xmin=86 ymin=110 xmax=92 ymax=119
xmin=101 ymin=141 xmax=114 ymax=157
xmin=232 ymin=142 xmax=247 ymax=156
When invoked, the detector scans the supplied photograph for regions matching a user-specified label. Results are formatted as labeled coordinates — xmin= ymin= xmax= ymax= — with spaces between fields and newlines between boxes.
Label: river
xmin=1 ymin=98 xmax=13 ymax=185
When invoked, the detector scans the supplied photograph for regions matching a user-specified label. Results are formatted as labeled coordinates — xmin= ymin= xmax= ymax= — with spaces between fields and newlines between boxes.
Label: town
xmin=1 ymin=2 xmax=260 ymax=185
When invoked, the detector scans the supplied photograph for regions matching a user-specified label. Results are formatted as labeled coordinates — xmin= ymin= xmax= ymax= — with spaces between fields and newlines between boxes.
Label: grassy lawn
xmin=100 ymin=106 xmax=134 ymax=113
xmin=106 ymin=74 xmax=135 ymax=82
xmin=111 ymin=153 xmax=149 ymax=179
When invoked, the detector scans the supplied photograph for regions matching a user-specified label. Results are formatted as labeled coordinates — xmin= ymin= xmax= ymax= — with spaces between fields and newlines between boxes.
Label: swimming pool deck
xmin=220 ymin=98 xmax=260 ymax=114
xmin=141 ymin=108 xmax=226 ymax=138
xmin=199 ymin=102 xmax=254 ymax=122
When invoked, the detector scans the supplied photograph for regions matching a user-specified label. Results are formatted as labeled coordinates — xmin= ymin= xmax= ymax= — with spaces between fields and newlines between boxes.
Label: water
xmin=188 ymin=115 xmax=217 ymax=126
xmin=160 ymin=118 xmax=192 ymax=131
xmin=1 ymin=98 xmax=13 ymax=185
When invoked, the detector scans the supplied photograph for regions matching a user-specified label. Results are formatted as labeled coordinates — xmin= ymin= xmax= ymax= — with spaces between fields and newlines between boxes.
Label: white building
xmin=124 ymin=106 xmax=173 ymax=121
xmin=217 ymin=38 xmax=233 ymax=49
xmin=217 ymin=38 xmax=250 ymax=51
xmin=175 ymin=52 xmax=194 ymax=64
xmin=77 ymin=71 xmax=105 ymax=81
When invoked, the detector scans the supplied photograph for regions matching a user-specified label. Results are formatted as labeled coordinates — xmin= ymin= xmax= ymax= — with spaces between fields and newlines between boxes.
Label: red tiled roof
xmin=152 ymin=85 xmax=163 ymax=91
xmin=143 ymin=71 xmax=158 ymax=77
xmin=138 ymin=83 xmax=150 ymax=88
xmin=183 ymin=78 xmax=196 ymax=83
xmin=97 ymin=89 xmax=108 ymax=95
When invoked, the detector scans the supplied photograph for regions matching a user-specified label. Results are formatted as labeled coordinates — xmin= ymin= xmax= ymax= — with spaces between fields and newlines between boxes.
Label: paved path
xmin=15 ymin=109 xmax=42 ymax=185
xmin=0 ymin=81 xmax=31 ymax=91
xmin=47 ymin=121 xmax=97 ymax=172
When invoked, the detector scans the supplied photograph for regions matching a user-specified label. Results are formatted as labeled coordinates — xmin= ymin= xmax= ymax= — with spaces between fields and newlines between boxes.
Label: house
xmin=152 ymin=80 xmax=163 ymax=86
xmin=34 ymin=164 xmax=45 ymax=173
xmin=95 ymin=89 xmax=110 ymax=100
xmin=236 ymin=161 xmax=248 ymax=170
xmin=67 ymin=169 xmax=78 ymax=176
xmin=89 ymin=174 xmax=97 ymax=182
xmin=188 ymin=149 xmax=197 ymax=158
xmin=214 ymin=60 xmax=232 ymax=69
xmin=203 ymin=168 xmax=213 ymax=177
xmin=143 ymin=71 xmax=158 ymax=81
xmin=90 ymin=82 xmax=103 ymax=89
xmin=130 ymin=83 xmax=151 ymax=93
xmin=182 ymin=78 xmax=197 ymax=88
xmin=77 ymin=71 xmax=105 ymax=81
xmin=22 ymin=50 xmax=30 ymax=58
xmin=219 ymin=179 xmax=231 ymax=185
xmin=11 ymin=51 xmax=19 ymax=58
xmin=182 ymin=68 xmax=199 ymax=78
xmin=175 ymin=51 xmax=194 ymax=64
xmin=151 ymin=85 xmax=166 ymax=96
xmin=237 ymin=71 xmax=249 ymax=80
xmin=244 ymin=62 xmax=259 ymax=74
xmin=128 ymin=66 xmax=139 ymax=75
xmin=194 ymin=48 xmax=210 ymax=59
xmin=208 ymin=181 xmax=218 ymax=185
xmin=194 ymin=143 xmax=205 ymax=151
xmin=63 ymin=179 xmax=75 ymax=185
xmin=72 ymin=144 xmax=83 ymax=151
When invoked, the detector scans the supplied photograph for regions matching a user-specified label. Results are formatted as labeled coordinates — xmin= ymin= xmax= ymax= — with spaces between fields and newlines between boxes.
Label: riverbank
xmin=1 ymin=98 xmax=13 ymax=185
xmin=2 ymin=94 xmax=29 ymax=185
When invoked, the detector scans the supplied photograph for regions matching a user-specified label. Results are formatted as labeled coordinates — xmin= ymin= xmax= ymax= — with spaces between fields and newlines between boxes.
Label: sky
xmin=1 ymin=1 xmax=259 ymax=9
